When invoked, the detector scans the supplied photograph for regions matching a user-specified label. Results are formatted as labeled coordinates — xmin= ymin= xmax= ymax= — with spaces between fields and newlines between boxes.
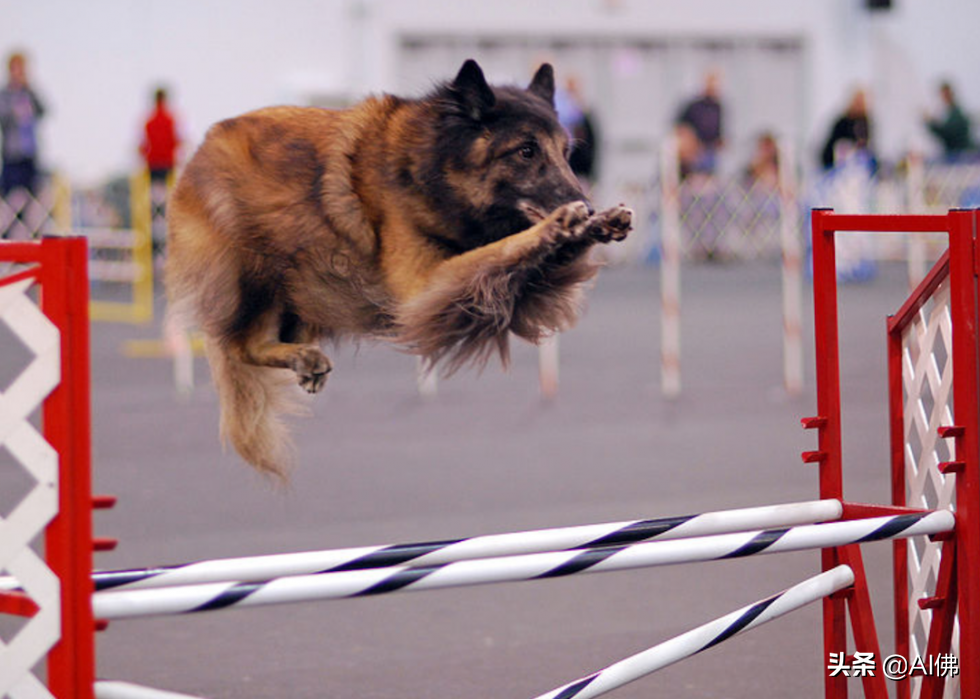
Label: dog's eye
xmin=518 ymin=143 xmax=537 ymax=160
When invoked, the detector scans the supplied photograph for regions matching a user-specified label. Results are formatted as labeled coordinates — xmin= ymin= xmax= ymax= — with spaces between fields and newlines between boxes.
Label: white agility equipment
xmin=94 ymin=682 xmax=206 ymax=699
xmin=0 ymin=274 xmax=62 ymax=699
xmin=657 ymin=137 xmax=805 ymax=397
xmin=90 ymin=512 xmax=952 ymax=621
xmin=532 ymin=565 xmax=855 ymax=699
xmin=46 ymin=499 xmax=841 ymax=593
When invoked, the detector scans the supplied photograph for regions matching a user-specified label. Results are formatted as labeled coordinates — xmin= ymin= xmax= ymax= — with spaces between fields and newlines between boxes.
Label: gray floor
xmin=7 ymin=259 xmax=919 ymax=698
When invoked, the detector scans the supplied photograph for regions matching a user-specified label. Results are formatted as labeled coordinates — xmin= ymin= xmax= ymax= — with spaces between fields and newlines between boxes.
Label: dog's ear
xmin=450 ymin=59 xmax=496 ymax=120
xmin=527 ymin=63 xmax=556 ymax=107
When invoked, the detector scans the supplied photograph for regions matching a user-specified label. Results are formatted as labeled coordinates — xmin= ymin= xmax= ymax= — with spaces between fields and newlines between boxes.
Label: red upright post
xmin=809 ymin=209 xmax=848 ymax=699
xmin=947 ymin=210 xmax=980 ymax=699
xmin=41 ymin=237 xmax=96 ymax=699
xmin=887 ymin=311 xmax=910 ymax=699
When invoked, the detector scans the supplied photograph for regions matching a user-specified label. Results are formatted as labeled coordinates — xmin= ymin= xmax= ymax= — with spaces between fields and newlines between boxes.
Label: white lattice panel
xmin=902 ymin=278 xmax=960 ymax=699
xmin=676 ymin=176 xmax=785 ymax=261
xmin=0 ymin=276 xmax=61 ymax=699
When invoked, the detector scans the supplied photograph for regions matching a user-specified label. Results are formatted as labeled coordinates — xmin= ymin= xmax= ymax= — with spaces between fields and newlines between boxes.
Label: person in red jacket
xmin=139 ymin=87 xmax=181 ymax=257
xmin=140 ymin=87 xmax=180 ymax=183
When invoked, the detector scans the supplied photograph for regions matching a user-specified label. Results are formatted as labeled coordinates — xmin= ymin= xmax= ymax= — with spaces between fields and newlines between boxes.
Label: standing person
xmin=556 ymin=75 xmax=598 ymax=191
xmin=924 ymin=81 xmax=975 ymax=161
xmin=0 ymin=51 xmax=45 ymax=197
xmin=820 ymin=89 xmax=875 ymax=171
xmin=675 ymin=70 xmax=724 ymax=176
xmin=139 ymin=86 xmax=181 ymax=256
xmin=140 ymin=86 xmax=181 ymax=184
xmin=744 ymin=131 xmax=780 ymax=189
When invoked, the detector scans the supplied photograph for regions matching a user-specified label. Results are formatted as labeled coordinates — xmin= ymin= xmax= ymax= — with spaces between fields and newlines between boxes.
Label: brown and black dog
xmin=165 ymin=59 xmax=632 ymax=477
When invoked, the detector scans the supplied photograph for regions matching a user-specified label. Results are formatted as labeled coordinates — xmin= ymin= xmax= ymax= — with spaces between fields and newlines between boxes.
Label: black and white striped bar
xmin=21 ymin=499 xmax=845 ymax=593
xmin=92 ymin=510 xmax=952 ymax=620
xmin=532 ymin=565 xmax=855 ymax=699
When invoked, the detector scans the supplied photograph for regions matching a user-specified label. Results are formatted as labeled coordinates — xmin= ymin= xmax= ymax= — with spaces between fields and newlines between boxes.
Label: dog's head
xmin=416 ymin=59 xmax=589 ymax=251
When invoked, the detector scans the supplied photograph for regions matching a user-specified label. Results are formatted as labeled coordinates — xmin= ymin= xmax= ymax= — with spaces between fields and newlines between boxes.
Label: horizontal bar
xmin=0 ymin=240 xmax=44 ymax=263
xmin=31 ymin=499 xmax=844 ymax=594
xmin=839 ymin=502 xmax=932 ymax=520
xmin=0 ymin=590 xmax=39 ymax=617
xmin=95 ymin=681 xmax=208 ymax=699
xmin=887 ymin=250 xmax=950 ymax=335
xmin=532 ymin=565 xmax=855 ymax=699
xmin=92 ymin=510 xmax=952 ymax=620
xmin=0 ymin=265 xmax=40 ymax=290
xmin=818 ymin=213 xmax=951 ymax=234
xmin=76 ymin=227 xmax=138 ymax=248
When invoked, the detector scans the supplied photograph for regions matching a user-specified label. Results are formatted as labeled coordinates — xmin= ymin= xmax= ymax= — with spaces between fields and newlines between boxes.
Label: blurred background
xmin=4 ymin=0 xmax=979 ymax=266
xmin=1 ymin=0 xmax=977 ymax=188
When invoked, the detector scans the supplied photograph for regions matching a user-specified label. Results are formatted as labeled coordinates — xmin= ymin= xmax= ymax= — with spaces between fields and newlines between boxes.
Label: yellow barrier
xmin=87 ymin=170 xmax=155 ymax=324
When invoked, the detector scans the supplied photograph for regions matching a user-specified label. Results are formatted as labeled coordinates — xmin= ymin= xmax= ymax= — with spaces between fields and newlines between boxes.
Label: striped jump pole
xmin=94 ymin=681 xmax=206 ymax=699
xmin=777 ymin=138 xmax=804 ymax=396
xmin=91 ymin=510 xmax=952 ymax=620
xmin=659 ymin=134 xmax=682 ymax=397
xmin=538 ymin=333 xmax=560 ymax=399
xmin=26 ymin=499 xmax=841 ymax=593
xmin=533 ymin=565 xmax=855 ymax=699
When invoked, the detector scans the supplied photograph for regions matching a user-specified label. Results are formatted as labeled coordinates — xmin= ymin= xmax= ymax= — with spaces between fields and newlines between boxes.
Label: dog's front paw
xmin=555 ymin=200 xmax=592 ymax=230
xmin=539 ymin=200 xmax=593 ymax=247
xmin=292 ymin=346 xmax=332 ymax=393
xmin=582 ymin=205 xmax=633 ymax=243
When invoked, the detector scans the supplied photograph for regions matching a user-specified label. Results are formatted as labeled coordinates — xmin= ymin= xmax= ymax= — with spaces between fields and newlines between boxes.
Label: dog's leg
xmin=395 ymin=202 xmax=632 ymax=371
xmin=531 ymin=202 xmax=632 ymax=264
xmin=227 ymin=313 xmax=332 ymax=394
xmin=427 ymin=202 xmax=630 ymax=287
xmin=507 ymin=203 xmax=632 ymax=342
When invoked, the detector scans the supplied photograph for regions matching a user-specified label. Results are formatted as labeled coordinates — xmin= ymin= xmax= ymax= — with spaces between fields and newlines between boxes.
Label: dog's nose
xmin=583 ymin=201 xmax=596 ymax=216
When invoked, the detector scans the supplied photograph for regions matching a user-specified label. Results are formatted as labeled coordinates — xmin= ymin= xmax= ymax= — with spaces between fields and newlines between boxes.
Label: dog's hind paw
xmin=292 ymin=346 xmax=332 ymax=393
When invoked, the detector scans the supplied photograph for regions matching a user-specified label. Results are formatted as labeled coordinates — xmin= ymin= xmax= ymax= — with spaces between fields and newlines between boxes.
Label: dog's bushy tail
xmin=204 ymin=338 xmax=306 ymax=482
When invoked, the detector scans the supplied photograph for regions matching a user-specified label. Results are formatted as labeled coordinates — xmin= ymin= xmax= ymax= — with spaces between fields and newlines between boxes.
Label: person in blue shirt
xmin=0 ymin=52 xmax=46 ymax=197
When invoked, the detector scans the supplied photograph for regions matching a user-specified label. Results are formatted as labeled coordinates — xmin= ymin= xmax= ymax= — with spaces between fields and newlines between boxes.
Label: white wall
xmin=1 ymin=0 xmax=351 ymax=184
xmin=1 ymin=0 xmax=977 ymax=184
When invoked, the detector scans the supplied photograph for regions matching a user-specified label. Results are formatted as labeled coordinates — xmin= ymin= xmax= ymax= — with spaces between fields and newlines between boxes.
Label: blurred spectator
xmin=744 ymin=131 xmax=780 ymax=189
xmin=675 ymin=70 xmax=724 ymax=177
xmin=556 ymin=75 xmax=598 ymax=191
xmin=139 ymin=86 xmax=182 ymax=258
xmin=139 ymin=86 xmax=181 ymax=183
xmin=820 ymin=89 xmax=875 ymax=171
xmin=0 ymin=51 xmax=45 ymax=197
xmin=924 ymin=81 xmax=975 ymax=161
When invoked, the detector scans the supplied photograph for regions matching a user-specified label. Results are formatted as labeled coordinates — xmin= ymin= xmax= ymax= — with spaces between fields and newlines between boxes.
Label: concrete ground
xmin=6 ymin=258 xmax=919 ymax=698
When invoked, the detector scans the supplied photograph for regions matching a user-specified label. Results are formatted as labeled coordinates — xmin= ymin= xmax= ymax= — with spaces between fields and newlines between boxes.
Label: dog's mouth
xmin=517 ymin=201 xmax=548 ymax=223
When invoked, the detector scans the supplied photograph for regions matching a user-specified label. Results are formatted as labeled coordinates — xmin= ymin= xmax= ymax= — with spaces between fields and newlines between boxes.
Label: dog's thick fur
xmin=165 ymin=60 xmax=632 ymax=478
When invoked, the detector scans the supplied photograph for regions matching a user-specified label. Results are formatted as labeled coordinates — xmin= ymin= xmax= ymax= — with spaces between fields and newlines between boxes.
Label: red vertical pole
xmin=41 ymin=237 xmax=95 ymax=699
xmin=947 ymin=210 xmax=980 ymax=699
xmin=887 ymin=325 xmax=910 ymax=699
xmin=809 ymin=209 xmax=847 ymax=699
